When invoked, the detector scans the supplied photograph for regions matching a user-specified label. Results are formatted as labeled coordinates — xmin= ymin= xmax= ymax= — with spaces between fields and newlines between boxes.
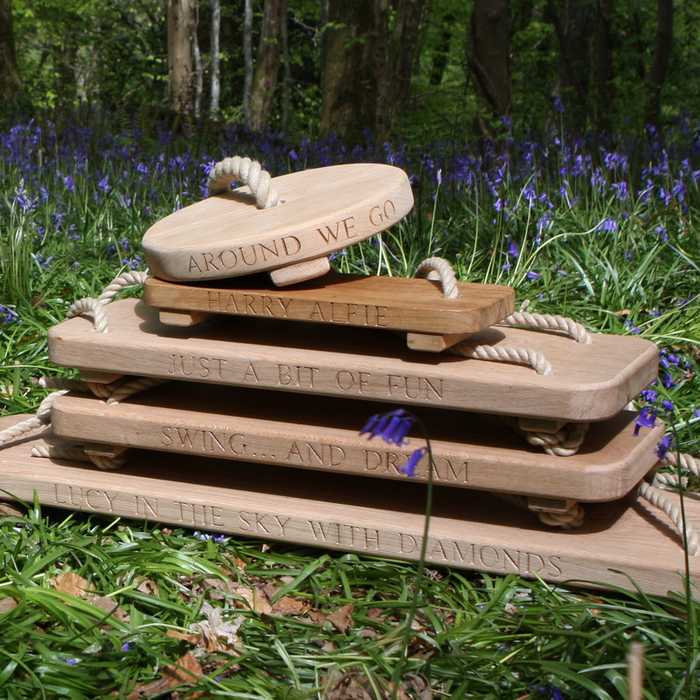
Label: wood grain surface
xmin=0 ymin=416 xmax=696 ymax=598
xmin=143 ymin=272 xmax=515 ymax=334
xmin=142 ymin=163 xmax=414 ymax=282
xmin=48 ymin=299 xmax=658 ymax=421
xmin=51 ymin=383 xmax=663 ymax=502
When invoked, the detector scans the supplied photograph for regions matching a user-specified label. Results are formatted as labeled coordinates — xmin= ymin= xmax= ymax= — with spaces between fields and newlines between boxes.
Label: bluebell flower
xmin=657 ymin=434 xmax=673 ymax=459
xmin=655 ymin=224 xmax=668 ymax=241
xmin=507 ymin=240 xmax=519 ymax=258
xmin=662 ymin=400 xmax=674 ymax=412
xmin=63 ymin=175 xmax=75 ymax=192
xmin=640 ymin=389 xmax=658 ymax=403
xmin=612 ymin=181 xmax=629 ymax=201
xmin=14 ymin=183 xmax=36 ymax=213
xmin=624 ymin=319 xmax=641 ymax=334
xmin=0 ymin=304 xmax=19 ymax=324
xmin=360 ymin=409 xmax=414 ymax=446
xmin=634 ymin=407 xmax=657 ymax=435
xmin=661 ymin=372 xmax=676 ymax=389
xmin=552 ymin=95 xmax=564 ymax=113
xmin=97 ymin=176 xmax=111 ymax=194
xmin=65 ymin=657 xmax=81 ymax=666
xmin=402 ymin=448 xmax=427 ymax=477
xmin=121 ymin=641 xmax=133 ymax=652
xmin=136 ymin=162 xmax=149 ymax=176
xmin=502 ymin=260 xmax=512 ymax=272
xmin=526 ymin=271 xmax=541 ymax=281
xmin=598 ymin=218 xmax=618 ymax=233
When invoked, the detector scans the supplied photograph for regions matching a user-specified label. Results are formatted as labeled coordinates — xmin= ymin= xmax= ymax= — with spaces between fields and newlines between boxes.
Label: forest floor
xmin=0 ymin=118 xmax=699 ymax=698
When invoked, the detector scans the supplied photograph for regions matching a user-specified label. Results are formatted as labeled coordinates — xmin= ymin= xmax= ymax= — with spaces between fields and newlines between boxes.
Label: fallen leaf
xmin=201 ymin=577 xmax=237 ymax=600
xmin=52 ymin=572 xmax=94 ymax=598
xmin=0 ymin=597 xmax=17 ymax=614
xmin=234 ymin=585 xmax=272 ymax=615
xmin=308 ymin=609 xmax=327 ymax=625
xmin=127 ymin=652 xmax=203 ymax=699
xmin=367 ymin=608 xmax=384 ymax=620
xmin=272 ymin=596 xmax=310 ymax=616
xmin=166 ymin=629 xmax=200 ymax=644
xmin=323 ymin=668 xmax=373 ymax=700
xmin=262 ymin=581 xmax=280 ymax=599
xmin=90 ymin=595 xmax=130 ymax=622
xmin=504 ymin=602 xmax=518 ymax=615
xmin=189 ymin=602 xmax=244 ymax=654
xmin=359 ymin=628 xmax=377 ymax=638
xmin=327 ymin=604 xmax=354 ymax=633
xmin=137 ymin=578 xmax=160 ymax=597
xmin=320 ymin=640 xmax=336 ymax=653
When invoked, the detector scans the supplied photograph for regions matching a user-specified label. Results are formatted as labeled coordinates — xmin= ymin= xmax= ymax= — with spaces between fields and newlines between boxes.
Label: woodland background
xmin=0 ymin=0 xmax=695 ymax=142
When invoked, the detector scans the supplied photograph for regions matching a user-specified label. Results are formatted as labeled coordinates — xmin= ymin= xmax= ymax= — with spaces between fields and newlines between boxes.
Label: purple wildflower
xmin=360 ymin=409 xmax=414 ymax=446
xmin=121 ymin=641 xmax=133 ymax=652
xmin=640 ymin=389 xmax=658 ymax=403
xmin=507 ymin=240 xmax=519 ymax=258
xmin=63 ymin=175 xmax=75 ymax=192
xmin=97 ymin=176 xmax=111 ymax=194
xmin=65 ymin=658 xmax=81 ymax=666
xmin=634 ymin=407 xmax=657 ymax=435
xmin=526 ymin=271 xmax=541 ymax=281
xmin=661 ymin=373 xmax=676 ymax=389
xmin=662 ymin=400 xmax=674 ymax=412
xmin=656 ymin=434 xmax=673 ymax=459
xmin=0 ymin=305 xmax=19 ymax=324
xmin=552 ymin=95 xmax=564 ymax=113
xmin=502 ymin=260 xmax=512 ymax=272
xmin=289 ymin=149 xmax=298 ymax=161
xmin=655 ymin=224 xmax=669 ymax=241
xmin=599 ymin=218 xmax=618 ymax=233
xmin=402 ymin=447 xmax=427 ymax=477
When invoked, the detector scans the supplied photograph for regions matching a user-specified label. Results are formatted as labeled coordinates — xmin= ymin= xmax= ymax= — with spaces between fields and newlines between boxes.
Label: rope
xmin=415 ymin=257 xmax=459 ymax=299
xmin=207 ymin=156 xmax=279 ymax=209
xmin=499 ymin=310 xmax=591 ymax=344
xmin=67 ymin=270 xmax=149 ymax=333
xmin=452 ymin=342 xmax=552 ymax=375
xmin=86 ymin=453 xmax=128 ymax=471
xmin=31 ymin=440 xmax=90 ymax=462
xmin=638 ymin=481 xmax=700 ymax=555
xmin=520 ymin=422 xmax=589 ymax=457
xmin=105 ymin=377 xmax=164 ymax=405
xmin=416 ymin=256 xmax=590 ymax=343
xmin=0 ymin=391 xmax=66 ymax=447
xmin=537 ymin=502 xmax=585 ymax=529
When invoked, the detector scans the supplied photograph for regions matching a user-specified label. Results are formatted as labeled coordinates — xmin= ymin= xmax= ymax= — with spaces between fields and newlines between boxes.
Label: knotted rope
xmin=519 ymin=422 xmax=590 ymax=457
xmin=207 ymin=156 xmax=279 ymax=209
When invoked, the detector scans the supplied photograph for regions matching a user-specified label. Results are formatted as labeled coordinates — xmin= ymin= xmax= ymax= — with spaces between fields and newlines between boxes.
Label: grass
xmin=0 ymin=116 xmax=699 ymax=697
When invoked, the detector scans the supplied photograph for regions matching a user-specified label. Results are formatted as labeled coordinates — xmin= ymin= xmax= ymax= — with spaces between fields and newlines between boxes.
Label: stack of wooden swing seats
xmin=24 ymin=286 xmax=700 ymax=599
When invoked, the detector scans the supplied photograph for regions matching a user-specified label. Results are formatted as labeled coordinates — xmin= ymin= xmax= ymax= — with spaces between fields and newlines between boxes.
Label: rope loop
xmin=207 ymin=156 xmax=279 ymax=209
xmin=453 ymin=342 xmax=552 ymax=376
xmin=415 ymin=257 xmax=459 ymax=299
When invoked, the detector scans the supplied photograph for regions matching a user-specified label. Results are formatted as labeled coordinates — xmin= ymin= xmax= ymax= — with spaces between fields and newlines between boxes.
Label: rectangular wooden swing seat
xmin=50 ymin=383 xmax=664 ymax=503
xmin=48 ymin=299 xmax=658 ymax=422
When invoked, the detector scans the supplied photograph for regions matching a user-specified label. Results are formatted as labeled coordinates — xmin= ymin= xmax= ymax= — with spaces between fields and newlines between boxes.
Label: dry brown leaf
xmin=320 ymin=640 xmax=336 ymax=653
xmin=234 ymin=585 xmax=272 ymax=615
xmin=272 ymin=596 xmax=310 ymax=616
xmin=136 ymin=578 xmax=160 ymax=597
xmin=327 ymin=604 xmax=354 ymax=633
xmin=166 ymin=629 xmax=200 ymax=644
xmin=90 ymin=595 xmax=130 ymax=622
xmin=262 ymin=581 xmax=280 ymax=600
xmin=359 ymin=628 xmax=377 ymax=639
xmin=127 ymin=652 xmax=203 ymax=699
xmin=52 ymin=572 xmax=95 ymax=598
xmin=308 ymin=609 xmax=327 ymax=625
xmin=201 ymin=577 xmax=237 ymax=601
xmin=0 ymin=597 xmax=17 ymax=614
xmin=323 ymin=669 xmax=373 ymax=700
xmin=367 ymin=608 xmax=384 ymax=620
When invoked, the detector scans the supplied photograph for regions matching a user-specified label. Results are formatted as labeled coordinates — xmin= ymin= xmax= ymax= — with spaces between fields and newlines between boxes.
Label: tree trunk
xmin=430 ymin=12 xmax=454 ymax=86
xmin=243 ymin=0 xmax=253 ymax=125
xmin=645 ymin=0 xmax=673 ymax=127
xmin=592 ymin=0 xmax=614 ymax=132
xmin=468 ymin=0 xmax=511 ymax=126
xmin=0 ymin=0 xmax=21 ymax=102
xmin=167 ymin=0 xmax=196 ymax=117
xmin=249 ymin=0 xmax=287 ymax=131
xmin=376 ymin=0 xmax=428 ymax=140
xmin=193 ymin=4 xmax=203 ymax=120
xmin=548 ymin=0 xmax=595 ymax=130
xmin=320 ymin=0 xmax=376 ymax=141
xmin=280 ymin=3 xmax=291 ymax=132
xmin=209 ymin=0 xmax=221 ymax=116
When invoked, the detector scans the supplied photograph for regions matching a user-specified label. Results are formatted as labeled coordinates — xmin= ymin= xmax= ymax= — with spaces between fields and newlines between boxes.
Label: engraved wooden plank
xmin=142 ymin=163 xmax=413 ymax=283
xmin=143 ymin=273 xmax=516 ymax=336
xmin=1 ymin=416 xmax=697 ymax=598
xmin=51 ymin=384 xmax=664 ymax=502
xmin=48 ymin=299 xmax=658 ymax=422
